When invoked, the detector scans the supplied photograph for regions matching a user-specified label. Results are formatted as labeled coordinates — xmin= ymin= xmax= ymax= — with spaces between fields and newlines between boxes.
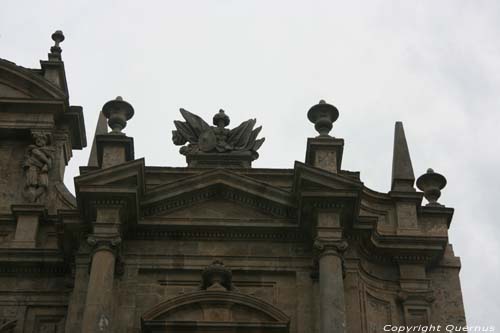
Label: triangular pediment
xmin=75 ymin=159 xmax=145 ymax=192
xmin=141 ymin=169 xmax=296 ymax=219
xmin=145 ymin=198 xmax=282 ymax=220
xmin=293 ymin=161 xmax=363 ymax=194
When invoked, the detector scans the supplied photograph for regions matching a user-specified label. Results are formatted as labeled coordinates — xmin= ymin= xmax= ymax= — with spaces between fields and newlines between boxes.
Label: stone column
xmin=81 ymin=236 xmax=121 ymax=333
xmin=314 ymin=239 xmax=348 ymax=333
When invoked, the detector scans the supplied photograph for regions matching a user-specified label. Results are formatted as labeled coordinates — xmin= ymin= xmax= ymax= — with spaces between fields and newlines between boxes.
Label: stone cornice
xmin=0 ymin=249 xmax=68 ymax=275
xmin=0 ymin=58 xmax=67 ymax=99
xmin=352 ymin=228 xmax=448 ymax=266
xmin=418 ymin=205 xmax=454 ymax=228
xmin=129 ymin=226 xmax=306 ymax=242
xmin=142 ymin=185 xmax=296 ymax=219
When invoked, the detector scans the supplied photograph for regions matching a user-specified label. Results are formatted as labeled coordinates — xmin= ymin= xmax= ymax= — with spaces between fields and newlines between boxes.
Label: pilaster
xmin=397 ymin=262 xmax=435 ymax=327
xmin=10 ymin=204 xmax=46 ymax=248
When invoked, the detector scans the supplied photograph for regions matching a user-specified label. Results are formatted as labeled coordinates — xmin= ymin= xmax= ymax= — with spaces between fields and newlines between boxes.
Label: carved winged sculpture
xmin=172 ymin=108 xmax=265 ymax=160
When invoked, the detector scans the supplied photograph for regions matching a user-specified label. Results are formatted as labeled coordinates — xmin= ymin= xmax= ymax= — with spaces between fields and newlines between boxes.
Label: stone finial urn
xmin=416 ymin=168 xmax=447 ymax=207
xmin=307 ymin=100 xmax=339 ymax=137
xmin=102 ymin=96 xmax=134 ymax=134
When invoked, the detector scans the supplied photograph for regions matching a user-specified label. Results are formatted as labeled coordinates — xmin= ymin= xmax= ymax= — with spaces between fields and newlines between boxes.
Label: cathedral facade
xmin=0 ymin=32 xmax=466 ymax=332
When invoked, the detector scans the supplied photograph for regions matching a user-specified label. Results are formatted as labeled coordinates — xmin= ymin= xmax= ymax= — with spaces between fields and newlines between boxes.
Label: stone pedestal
xmin=96 ymin=134 xmax=134 ymax=169
xmin=10 ymin=204 xmax=45 ymax=248
xmin=305 ymin=137 xmax=344 ymax=173
xmin=185 ymin=151 xmax=255 ymax=168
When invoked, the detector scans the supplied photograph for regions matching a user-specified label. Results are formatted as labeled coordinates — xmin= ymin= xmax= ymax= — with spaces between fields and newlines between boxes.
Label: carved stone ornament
xmin=313 ymin=239 xmax=348 ymax=257
xmin=102 ymin=96 xmax=134 ymax=134
xmin=200 ymin=260 xmax=235 ymax=291
xmin=22 ymin=132 xmax=55 ymax=203
xmin=416 ymin=168 xmax=447 ymax=207
xmin=307 ymin=100 xmax=339 ymax=137
xmin=87 ymin=236 xmax=122 ymax=254
xmin=172 ymin=108 xmax=265 ymax=160
xmin=397 ymin=290 xmax=436 ymax=305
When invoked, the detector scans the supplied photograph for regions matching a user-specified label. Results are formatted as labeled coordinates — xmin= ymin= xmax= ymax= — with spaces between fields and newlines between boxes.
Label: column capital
xmin=313 ymin=238 xmax=348 ymax=258
xmin=87 ymin=235 xmax=122 ymax=255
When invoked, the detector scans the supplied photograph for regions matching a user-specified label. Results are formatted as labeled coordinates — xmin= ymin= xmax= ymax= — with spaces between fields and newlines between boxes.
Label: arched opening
xmin=141 ymin=290 xmax=290 ymax=333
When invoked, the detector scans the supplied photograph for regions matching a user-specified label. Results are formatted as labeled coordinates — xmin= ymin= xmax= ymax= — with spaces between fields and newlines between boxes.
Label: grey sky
xmin=2 ymin=0 xmax=499 ymax=327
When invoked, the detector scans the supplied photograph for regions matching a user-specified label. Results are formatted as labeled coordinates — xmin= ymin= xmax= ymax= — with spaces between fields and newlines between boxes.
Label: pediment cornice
xmin=141 ymin=168 xmax=296 ymax=219
xmin=293 ymin=161 xmax=363 ymax=196
xmin=74 ymin=159 xmax=145 ymax=224
xmin=0 ymin=58 xmax=66 ymax=100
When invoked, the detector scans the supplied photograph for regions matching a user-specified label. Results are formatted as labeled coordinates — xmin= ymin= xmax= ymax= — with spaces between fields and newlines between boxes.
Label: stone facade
xmin=0 ymin=32 xmax=466 ymax=333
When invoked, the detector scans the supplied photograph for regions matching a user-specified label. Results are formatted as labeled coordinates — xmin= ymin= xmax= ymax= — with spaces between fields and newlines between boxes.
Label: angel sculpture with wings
xmin=172 ymin=109 xmax=265 ymax=160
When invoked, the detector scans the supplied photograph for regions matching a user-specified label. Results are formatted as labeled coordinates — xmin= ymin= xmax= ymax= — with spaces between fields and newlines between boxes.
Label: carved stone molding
xmin=397 ymin=290 xmax=435 ymax=305
xmin=0 ymin=263 xmax=68 ymax=275
xmin=0 ymin=319 xmax=17 ymax=333
xmin=88 ymin=199 xmax=127 ymax=209
xmin=397 ymin=290 xmax=435 ymax=327
xmin=131 ymin=228 xmax=305 ymax=242
xmin=141 ymin=290 xmax=290 ymax=333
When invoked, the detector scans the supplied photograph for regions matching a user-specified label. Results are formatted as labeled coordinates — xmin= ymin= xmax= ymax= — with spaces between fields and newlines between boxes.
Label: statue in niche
xmin=22 ymin=132 xmax=55 ymax=203
xmin=172 ymin=108 xmax=265 ymax=159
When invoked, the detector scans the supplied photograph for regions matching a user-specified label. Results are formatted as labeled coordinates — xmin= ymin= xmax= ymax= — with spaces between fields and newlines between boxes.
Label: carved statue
xmin=22 ymin=132 xmax=55 ymax=203
xmin=172 ymin=109 xmax=265 ymax=159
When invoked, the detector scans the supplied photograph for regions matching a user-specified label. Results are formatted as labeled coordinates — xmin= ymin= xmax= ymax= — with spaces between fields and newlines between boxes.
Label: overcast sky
xmin=2 ymin=0 xmax=499 ymax=327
